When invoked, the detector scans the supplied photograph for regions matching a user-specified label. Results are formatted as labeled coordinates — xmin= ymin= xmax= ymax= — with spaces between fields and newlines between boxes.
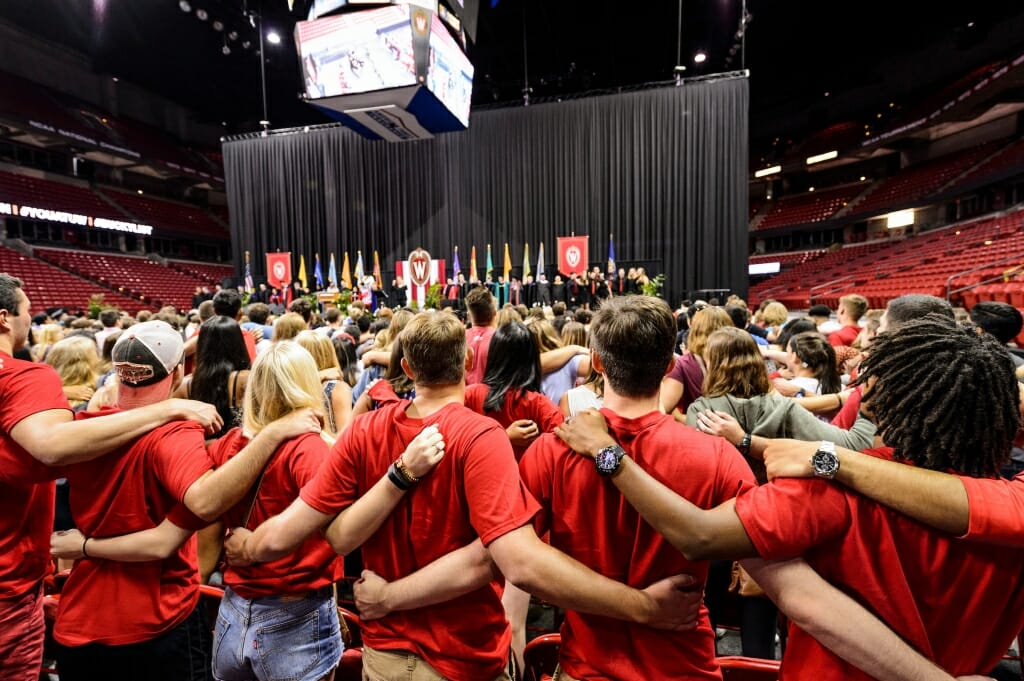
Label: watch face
xmin=812 ymin=450 xmax=839 ymax=477
xmin=595 ymin=445 xmax=624 ymax=475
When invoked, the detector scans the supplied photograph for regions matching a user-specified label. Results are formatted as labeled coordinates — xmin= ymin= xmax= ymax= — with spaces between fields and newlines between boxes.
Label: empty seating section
xmin=0 ymin=246 xmax=148 ymax=314
xmin=845 ymin=143 xmax=1000 ymax=218
xmin=170 ymin=259 xmax=234 ymax=286
xmin=751 ymin=208 xmax=1024 ymax=309
xmin=98 ymin=188 xmax=228 ymax=238
xmin=949 ymin=137 xmax=1024 ymax=190
xmin=104 ymin=116 xmax=206 ymax=171
xmin=0 ymin=70 xmax=111 ymax=147
xmin=0 ymin=170 xmax=125 ymax=219
xmin=35 ymin=248 xmax=207 ymax=311
xmin=756 ymin=184 xmax=863 ymax=231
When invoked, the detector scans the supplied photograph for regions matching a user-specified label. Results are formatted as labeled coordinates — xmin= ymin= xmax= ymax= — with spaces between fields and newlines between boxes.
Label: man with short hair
xmin=52 ymin=320 xmax=320 ymax=681
xmin=314 ymin=306 xmax=343 ymax=337
xmin=94 ymin=308 xmax=122 ymax=352
xmin=808 ymin=304 xmax=841 ymax=335
xmin=0 ymin=274 xmax=220 ymax=681
xmin=465 ymin=286 xmax=497 ymax=385
xmin=970 ymin=301 xmax=1024 ymax=364
xmin=228 ymin=312 xmax=696 ymax=681
xmin=827 ymin=294 xmax=868 ymax=347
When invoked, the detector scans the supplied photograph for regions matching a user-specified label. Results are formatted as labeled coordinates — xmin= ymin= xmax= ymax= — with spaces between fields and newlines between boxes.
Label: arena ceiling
xmin=1 ymin=0 xmax=1023 ymax=145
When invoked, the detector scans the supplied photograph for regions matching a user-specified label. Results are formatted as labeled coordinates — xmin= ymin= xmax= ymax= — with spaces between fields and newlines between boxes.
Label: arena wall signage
xmin=0 ymin=201 xmax=154 ymax=236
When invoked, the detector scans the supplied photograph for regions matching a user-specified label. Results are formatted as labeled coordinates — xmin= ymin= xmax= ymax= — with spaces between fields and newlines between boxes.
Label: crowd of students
xmin=2 ymin=269 xmax=1024 ymax=681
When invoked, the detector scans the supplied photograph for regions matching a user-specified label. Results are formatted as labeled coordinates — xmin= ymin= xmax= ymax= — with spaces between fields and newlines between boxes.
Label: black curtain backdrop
xmin=223 ymin=73 xmax=748 ymax=304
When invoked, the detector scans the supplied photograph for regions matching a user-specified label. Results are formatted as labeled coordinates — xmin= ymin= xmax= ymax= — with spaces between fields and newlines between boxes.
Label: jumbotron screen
xmin=426 ymin=13 xmax=473 ymax=127
xmin=296 ymin=6 xmax=418 ymax=99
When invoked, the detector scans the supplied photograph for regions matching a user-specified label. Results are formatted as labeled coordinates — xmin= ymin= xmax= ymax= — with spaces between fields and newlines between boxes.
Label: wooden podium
xmin=318 ymin=292 xmax=339 ymax=310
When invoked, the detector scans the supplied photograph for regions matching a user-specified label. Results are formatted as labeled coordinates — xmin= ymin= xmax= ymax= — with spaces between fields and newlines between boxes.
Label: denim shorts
xmin=212 ymin=585 xmax=342 ymax=681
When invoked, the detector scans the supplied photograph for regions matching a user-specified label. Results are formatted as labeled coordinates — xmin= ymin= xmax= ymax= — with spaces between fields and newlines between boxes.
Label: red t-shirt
xmin=300 ymin=400 xmax=539 ymax=681
xmin=464 ymin=325 xmax=496 ymax=386
xmin=830 ymin=385 xmax=862 ymax=429
xmin=734 ymin=448 xmax=1024 ymax=680
xmin=55 ymin=412 xmax=214 ymax=646
xmin=0 ymin=352 xmax=69 ymax=598
xmin=464 ymin=383 xmax=564 ymax=460
xmin=962 ymin=471 xmax=1024 ymax=546
xmin=519 ymin=409 xmax=753 ymax=680
xmin=209 ymin=429 xmax=343 ymax=598
xmin=827 ymin=324 xmax=860 ymax=347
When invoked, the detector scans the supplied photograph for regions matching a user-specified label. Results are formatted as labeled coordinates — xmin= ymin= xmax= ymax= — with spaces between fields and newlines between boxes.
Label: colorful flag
xmin=244 ymin=250 xmax=254 ymax=293
xmin=355 ymin=250 xmax=365 ymax=282
xmin=452 ymin=246 xmax=461 ymax=277
xmin=341 ymin=252 xmax=352 ymax=289
xmin=486 ymin=244 xmax=494 ymax=279
xmin=607 ymin=233 xmax=616 ymax=274
xmin=297 ymin=255 xmax=308 ymax=289
xmin=314 ymin=253 xmax=324 ymax=289
xmin=503 ymin=242 xmax=511 ymax=281
xmin=469 ymin=245 xmax=478 ymax=282
xmin=522 ymin=243 xmax=531 ymax=279
xmin=536 ymin=241 xmax=545 ymax=279
xmin=329 ymin=253 xmax=338 ymax=289
xmin=373 ymin=250 xmax=383 ymax=288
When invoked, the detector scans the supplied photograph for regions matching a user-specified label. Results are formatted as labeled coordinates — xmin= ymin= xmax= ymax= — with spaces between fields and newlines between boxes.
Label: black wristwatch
xmin=810 ymin=441 xmax=839 ymax=479
xmin=594 ymin=444 xmax=626 ymax=477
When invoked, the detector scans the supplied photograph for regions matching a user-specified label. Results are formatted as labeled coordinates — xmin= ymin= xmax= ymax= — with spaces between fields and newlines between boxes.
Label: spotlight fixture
xmin=222 ymin=44 xmax=231 ymax=55
xmin=179 ymin=0 xmax=191 ymax=12
xmin=227 ymin=30 xmax=238 ymax=41
xmin=196 ymin=8 xmax=208 ymax=21
xmin=694 ymin=51 xmax=707 ymax=64
xmin=241 ymin=40 xmax=252 ymax=49
xmin=212 ymin=20 xmax=224 ymax=31
xmin=266 ymin=31 xmax=281 ymax=45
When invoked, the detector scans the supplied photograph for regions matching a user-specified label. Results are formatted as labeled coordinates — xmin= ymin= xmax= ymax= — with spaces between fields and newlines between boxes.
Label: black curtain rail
xmin=223 ymin=73 xmax=749 ymax=303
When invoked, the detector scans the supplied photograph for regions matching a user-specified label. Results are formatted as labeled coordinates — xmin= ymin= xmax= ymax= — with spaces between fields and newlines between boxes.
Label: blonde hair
xmin=561 ymin=321 xmax=587 ymax=348
xmin=529 ymin=319 xmax=563 ymax=353
xmin=272 ymin=313 xmax=307 ymax=342
xmin=686 ymin=307 xmax=733 ymax=357
xmin=295 ymin=330 xmax=341 ymax=372
xmin=33 ymin=323 xmax=64 ymax=361
xmin=243 ymin=341 xmax=323 ymax=434
xmin=373 ymin=308 xmax=415 ymax=350
xmin=495 ymin=307 xmax=522 ymax=328
xmin=761 ymin=302 xmax=789 ymax=328
xmin=46 ymin=336 xmax=99 ymax=401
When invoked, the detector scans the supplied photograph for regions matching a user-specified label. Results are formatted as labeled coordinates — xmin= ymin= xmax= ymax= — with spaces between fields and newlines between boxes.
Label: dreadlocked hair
xmin=854 ymin=314 xmax=1019 ymax=477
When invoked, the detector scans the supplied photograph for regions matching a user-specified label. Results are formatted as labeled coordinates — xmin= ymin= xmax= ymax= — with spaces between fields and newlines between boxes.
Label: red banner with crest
xmin=266 ymin=252 xmax=292 ymax=289
xmin=557 ymin=236 xmax=589 ymax=275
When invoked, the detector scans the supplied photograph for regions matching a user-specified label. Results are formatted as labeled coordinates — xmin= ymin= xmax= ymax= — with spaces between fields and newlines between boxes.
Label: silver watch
xmin=811 ymin=441 xmax=839 ymax=479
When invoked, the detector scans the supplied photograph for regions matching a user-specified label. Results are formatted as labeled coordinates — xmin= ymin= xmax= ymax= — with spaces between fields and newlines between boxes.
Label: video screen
xmin=295 ymin=6 xmax=418 ymax=99
xmin=426 ymin=13 xmax=474 ymax=126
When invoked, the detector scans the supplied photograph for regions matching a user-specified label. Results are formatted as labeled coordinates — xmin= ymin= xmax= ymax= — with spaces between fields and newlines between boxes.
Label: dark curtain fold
xmin=224 ymin=75 xmax=748 ymax=304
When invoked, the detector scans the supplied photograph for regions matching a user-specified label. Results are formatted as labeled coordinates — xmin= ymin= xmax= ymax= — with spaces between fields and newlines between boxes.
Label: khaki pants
xmin=362 ymin=646 xmax=513 ymax=681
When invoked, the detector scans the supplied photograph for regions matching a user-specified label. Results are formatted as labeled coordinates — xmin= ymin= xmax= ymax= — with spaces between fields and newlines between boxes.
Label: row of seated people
xmin=4 ymin=273 xmax=1024 ymax=681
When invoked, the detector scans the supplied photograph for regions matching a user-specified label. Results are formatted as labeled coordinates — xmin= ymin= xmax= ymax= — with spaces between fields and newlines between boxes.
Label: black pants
xmin=740 ymin=596 xmax=779 ymax=659
xmin=55 ymin=604 xmax=212 ymax=681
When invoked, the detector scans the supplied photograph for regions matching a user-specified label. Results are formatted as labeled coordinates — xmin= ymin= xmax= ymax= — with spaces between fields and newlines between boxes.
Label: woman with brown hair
xmin=659 ymin=306 xmax=733 ymax=418
xmin=686 ymin=326 xmax=875 ymax=660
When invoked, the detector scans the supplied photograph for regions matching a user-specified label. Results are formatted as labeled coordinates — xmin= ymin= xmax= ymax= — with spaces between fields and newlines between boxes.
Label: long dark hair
xmin=788 ymin=332 xmax=841 ymax=395
xmin=482 ymin=321 xmax=541 ymax=412
xmin=331 ymin=333 xmax=359 ymax=386
xmin=192 ymin=316 xmax=250 ymax=428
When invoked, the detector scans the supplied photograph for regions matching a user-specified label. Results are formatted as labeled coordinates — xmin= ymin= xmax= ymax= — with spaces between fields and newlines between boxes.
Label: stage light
xmin=754 ymin=165 xmax=781 ymax=178
xmin=179 ymin=0 xmax=191 ymax=12
xmin=694 ymin=52 xmax=707 ymax=64
xmin=136 ymin=189 xmax=143 ymax=195
xmin=228 ymin=30 xmax=238 ymax=40
xmin=808 ymin=186 xmax=815 ymax=192
xmin=241 ymin=40 xmax=251 ymax=49
xmin=266 ymin=31 xmax=281 ymax=45
xmin=196 ymin=8 xmax=208 ymax=21
xmin=222 ymin=44 xmax=231 ymax=55
xmin=213 ymin=20 xmax=224 ymax=31
xmin=860 ymin=176 xmax=866 ymax=181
